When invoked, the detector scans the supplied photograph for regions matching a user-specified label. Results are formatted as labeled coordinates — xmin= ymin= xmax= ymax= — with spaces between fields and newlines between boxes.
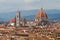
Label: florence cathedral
xmin=10 ymin=8 xmax=49 ymax=27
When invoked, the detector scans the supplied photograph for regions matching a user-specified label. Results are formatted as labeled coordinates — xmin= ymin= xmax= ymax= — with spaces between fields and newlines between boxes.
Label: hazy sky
xmin=0 ymin=0 xmax=60 ymax=12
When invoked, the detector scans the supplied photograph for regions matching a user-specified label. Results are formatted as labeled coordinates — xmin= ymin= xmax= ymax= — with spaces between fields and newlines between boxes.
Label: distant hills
xmin=23 ymin=14 xmax=60 ymax=20
xmin=0 ymin=9 xmax=60 ymax=21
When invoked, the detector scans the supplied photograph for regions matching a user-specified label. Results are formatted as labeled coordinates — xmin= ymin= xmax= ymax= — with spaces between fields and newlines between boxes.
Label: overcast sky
xmin=0 ymin=0 xmax=60 ymax=12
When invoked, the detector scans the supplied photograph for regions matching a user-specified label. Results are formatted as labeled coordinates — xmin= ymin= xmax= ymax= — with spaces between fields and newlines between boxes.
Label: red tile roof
xmin=10 ymin=18 xmax=15 ymax=23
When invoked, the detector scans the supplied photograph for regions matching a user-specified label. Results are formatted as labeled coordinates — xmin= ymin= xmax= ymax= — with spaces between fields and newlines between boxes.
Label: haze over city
xmin=0 ymin=0 xmax=60 ymax=12
xmin=0 ymin=0 xmax=60 ymax=40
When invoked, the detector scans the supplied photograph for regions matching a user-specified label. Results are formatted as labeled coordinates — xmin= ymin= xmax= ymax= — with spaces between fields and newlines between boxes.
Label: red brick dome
xmin=10 ymin=18 xmax=15 ymax=23
xmin=35 ymin=8 xmax=48 ymax=19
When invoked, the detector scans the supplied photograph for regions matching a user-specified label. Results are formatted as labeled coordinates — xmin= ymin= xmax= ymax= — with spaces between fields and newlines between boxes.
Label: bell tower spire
xmin=15 ymin=9 xmax=20 ymax=27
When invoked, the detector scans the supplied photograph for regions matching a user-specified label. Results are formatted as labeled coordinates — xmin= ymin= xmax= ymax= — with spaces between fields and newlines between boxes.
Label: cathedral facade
xmin=9 ymin=8 xmax=48 ymax=27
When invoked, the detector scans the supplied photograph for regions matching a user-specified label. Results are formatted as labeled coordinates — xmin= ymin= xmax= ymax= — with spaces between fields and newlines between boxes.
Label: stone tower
xmin=22 ymin=18 xmax=26 ymax=26
xmin=15 ymin=10 xmax=20 ymax=27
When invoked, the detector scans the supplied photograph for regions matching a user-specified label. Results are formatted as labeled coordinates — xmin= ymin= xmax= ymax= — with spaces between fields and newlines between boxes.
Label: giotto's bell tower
xmin=15 ymin=10 xmax=20 ymax=27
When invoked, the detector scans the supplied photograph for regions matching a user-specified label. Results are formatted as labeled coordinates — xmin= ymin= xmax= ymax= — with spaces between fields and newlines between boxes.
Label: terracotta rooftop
xmin=10 ymin=18 xmax=15 ymax=23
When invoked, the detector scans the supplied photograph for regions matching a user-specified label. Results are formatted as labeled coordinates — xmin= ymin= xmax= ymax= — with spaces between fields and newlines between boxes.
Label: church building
xmin=9 ymin=8 xmax=48 ymax=27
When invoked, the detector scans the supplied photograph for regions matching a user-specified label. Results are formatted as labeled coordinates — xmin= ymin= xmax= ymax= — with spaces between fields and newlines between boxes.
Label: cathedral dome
xmin=10 ymin=18 xmax=15 ymax=23
xmin=35 ymin=8 xmax=48 ymax=19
